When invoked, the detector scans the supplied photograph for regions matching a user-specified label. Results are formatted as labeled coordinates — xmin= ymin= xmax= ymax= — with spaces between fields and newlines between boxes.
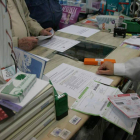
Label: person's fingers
xmin=97 ymin=70 xmax=112 ymax=75
xmin=45 ymin=31 xmax=52 ymax=35
xmin=32 ymin=39 xmax=38 ymax=43
xmin=46 ymin=28 xmax=52 ymax=31
xmin=98 ymin=65 xmax=105 ymax=70
xmin=18 ymin=37 xmax=37 ymax=51
xmin=98 ymin=63 xmax=107 ymax=70
xmin=32 ymin=40 xmax=38 ymax=45
xmin=32 ymin=43 xmax=37 ymax=47
xmin=30 ymin=37 xmax=38 ymax=42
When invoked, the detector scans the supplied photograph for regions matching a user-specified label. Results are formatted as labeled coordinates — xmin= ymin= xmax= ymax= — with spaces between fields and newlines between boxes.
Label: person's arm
xmin=20 ymin=0 xmax=43 ymax=36
xmin=13 ymin=36 xmax=38 ymax=51
xmin=96 ymin=57 xmax=140 ymax=81
xmin=114 ymin=57 xmax=140 ymax=81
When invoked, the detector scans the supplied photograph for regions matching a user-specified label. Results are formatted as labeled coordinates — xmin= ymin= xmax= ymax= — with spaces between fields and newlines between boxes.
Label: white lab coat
xmin=114 ymin=57 xmax=140 ymax=82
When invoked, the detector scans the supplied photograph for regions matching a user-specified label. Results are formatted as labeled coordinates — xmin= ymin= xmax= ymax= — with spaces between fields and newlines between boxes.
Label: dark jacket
xmin=25 ymin=0 xmax=62 ymax=30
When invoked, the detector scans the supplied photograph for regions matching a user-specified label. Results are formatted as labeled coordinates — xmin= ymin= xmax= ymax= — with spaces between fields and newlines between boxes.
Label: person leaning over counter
xmin=96 ymin=57 xmax=140 ymax=81
xmin=7 ymin=0 xmax=53 ymax=51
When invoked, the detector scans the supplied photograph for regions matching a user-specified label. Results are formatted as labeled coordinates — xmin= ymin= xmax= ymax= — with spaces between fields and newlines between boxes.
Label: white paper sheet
xmin=101 ymin=102 xmax=137 ymax=135
xmin=17 ymin=79 xmax=49 ymax=107
xmin=123 ymin=36 xmax=140 ymax=47
xmin=108 ymin=93 xmax=140 ymax=118
xmin=71 ymin=83 xmax=137 ymax=134
xmin=39 ymin=35 xmax=80 ymax=52
xmin=71 ymin=82 xmax=121 ymax=116
xmin=45 ymin=63 xmax=113 ymax=99
xmin=37 ymin=29 xmax=54 ymax=41
xmin=58 ymin=25 xmax=100 ymax=37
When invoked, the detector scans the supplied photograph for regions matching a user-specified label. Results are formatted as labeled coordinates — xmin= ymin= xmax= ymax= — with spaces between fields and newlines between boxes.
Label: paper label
xmin=95 ymin=59 xmax=104 ymax=61
xmin=69 ymin=115 xmax=81 ymax=125
xmin=95 ymin=59 xmax=104 ymax=65
xmin=108 ymin=93 xmax=140 ymax=118
xmin=51 ymin=127 xmax=62 ymax=137
xmin=1 ymin=65 xmax=16 ymax=82
xmin=59 ymin=129 xmax=71 ymax=139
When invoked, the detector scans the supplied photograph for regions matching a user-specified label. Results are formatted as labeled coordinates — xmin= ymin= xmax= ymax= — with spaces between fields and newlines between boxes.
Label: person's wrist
xmin=112 ymin=63 xmax=114 ymax=75
xmin=39 ymin=29 xmax=44 ymax=35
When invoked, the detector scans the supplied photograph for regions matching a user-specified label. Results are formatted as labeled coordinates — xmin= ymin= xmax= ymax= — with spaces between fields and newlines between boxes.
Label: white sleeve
xmin=114 ymin=57 xmax=140 ymax=81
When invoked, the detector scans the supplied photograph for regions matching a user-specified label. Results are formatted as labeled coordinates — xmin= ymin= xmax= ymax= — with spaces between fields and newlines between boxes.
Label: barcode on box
xmin=62 ymin=131 xmax=69 ymax=137
xmin=69 ymin=115 xmax=81 ymax=125
xmin=72 ymin=117 xmax=78 ymax=123
xmin=59 ymin=129 xmax=71 ymax=139
xmin=115 ymin=102 xmax=124 ymax=105
xmin=131 ymin=97 xmax=138 ymax=100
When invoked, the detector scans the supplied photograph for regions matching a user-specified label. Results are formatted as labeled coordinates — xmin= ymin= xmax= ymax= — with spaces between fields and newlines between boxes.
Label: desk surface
xmin=30 ymin=21 xmax=140 ymax=140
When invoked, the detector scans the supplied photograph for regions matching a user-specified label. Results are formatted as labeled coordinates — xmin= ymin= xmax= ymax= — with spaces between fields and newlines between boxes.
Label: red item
xmin=0 ymin=107 xmax=8 ymax=121
xmin=84 ymin=58 xmax=116 ymax=66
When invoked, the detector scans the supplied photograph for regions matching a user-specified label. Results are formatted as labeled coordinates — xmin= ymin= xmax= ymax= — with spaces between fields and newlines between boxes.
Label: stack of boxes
xmin=0 ymin=85 xmax=56 ymax=140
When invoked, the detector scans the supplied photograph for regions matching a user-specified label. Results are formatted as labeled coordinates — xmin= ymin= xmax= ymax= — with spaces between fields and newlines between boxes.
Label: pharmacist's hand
xmin=96 ymin=61 xmax=114 ymax=75
xmin=40 ymin=28 xmax=53 ymax=36
xmin=18 ymin=37 xmax=38 ymax=51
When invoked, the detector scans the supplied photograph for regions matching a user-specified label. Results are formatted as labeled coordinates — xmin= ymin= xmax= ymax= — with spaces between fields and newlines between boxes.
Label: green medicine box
xmin=55 ymin=93 xmax=68 ymax=120
xmin=49 ymin=80 xmax=68 ymax=120
xmin=123 ymin=19 xmax=140 ymax=34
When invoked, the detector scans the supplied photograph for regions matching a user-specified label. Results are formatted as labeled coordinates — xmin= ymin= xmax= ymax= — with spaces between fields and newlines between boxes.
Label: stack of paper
xmin=58 ymin=25 xmax=100 ymax=37
xmin=45 ymin=63 xmax=113 ymax=99
xmin=0 ymin=85 xmax=53 ymax=132
xmin=39 ymin=35 xmax=80 ymax=52
xmin=108 ymin=93 xmax=140 ymax=119
xmin=123 ymin=36 xmax=140 ymax=47
xmin=37 ymin=29 xmax=54 ymax=41
xmin=71 ymin=81 xmax=137 ymax=134
xmin=0 ymin=83 xmax=56 ymax=140
xmin=0 ymin=78 xmax=49 ymax=112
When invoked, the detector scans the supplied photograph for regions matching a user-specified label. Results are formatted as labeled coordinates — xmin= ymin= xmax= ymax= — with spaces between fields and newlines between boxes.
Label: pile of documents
xmin=38 ymin=25 xmax=100 ymax=53
xmin=0 ymin=80 xmax=56 ymax=140
xmin=45 ymin=63 xmax=113 ymax=99
xmin=108 ymin=93 xmax=140 ymax=119
xmin=121 ymin=43 xmax=140 ymax=50
xmin=58 ymin=25 xmax=100 ymax=38
xmin=45 ymin=63 xmax=138 ymax=135
xmin=71 ymin=82 xmax=138 ymax=135
xmin=123 ymin=36 xmax=140 ymax=47
xmin=39 ymin=35 xmax=80 ymax=52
